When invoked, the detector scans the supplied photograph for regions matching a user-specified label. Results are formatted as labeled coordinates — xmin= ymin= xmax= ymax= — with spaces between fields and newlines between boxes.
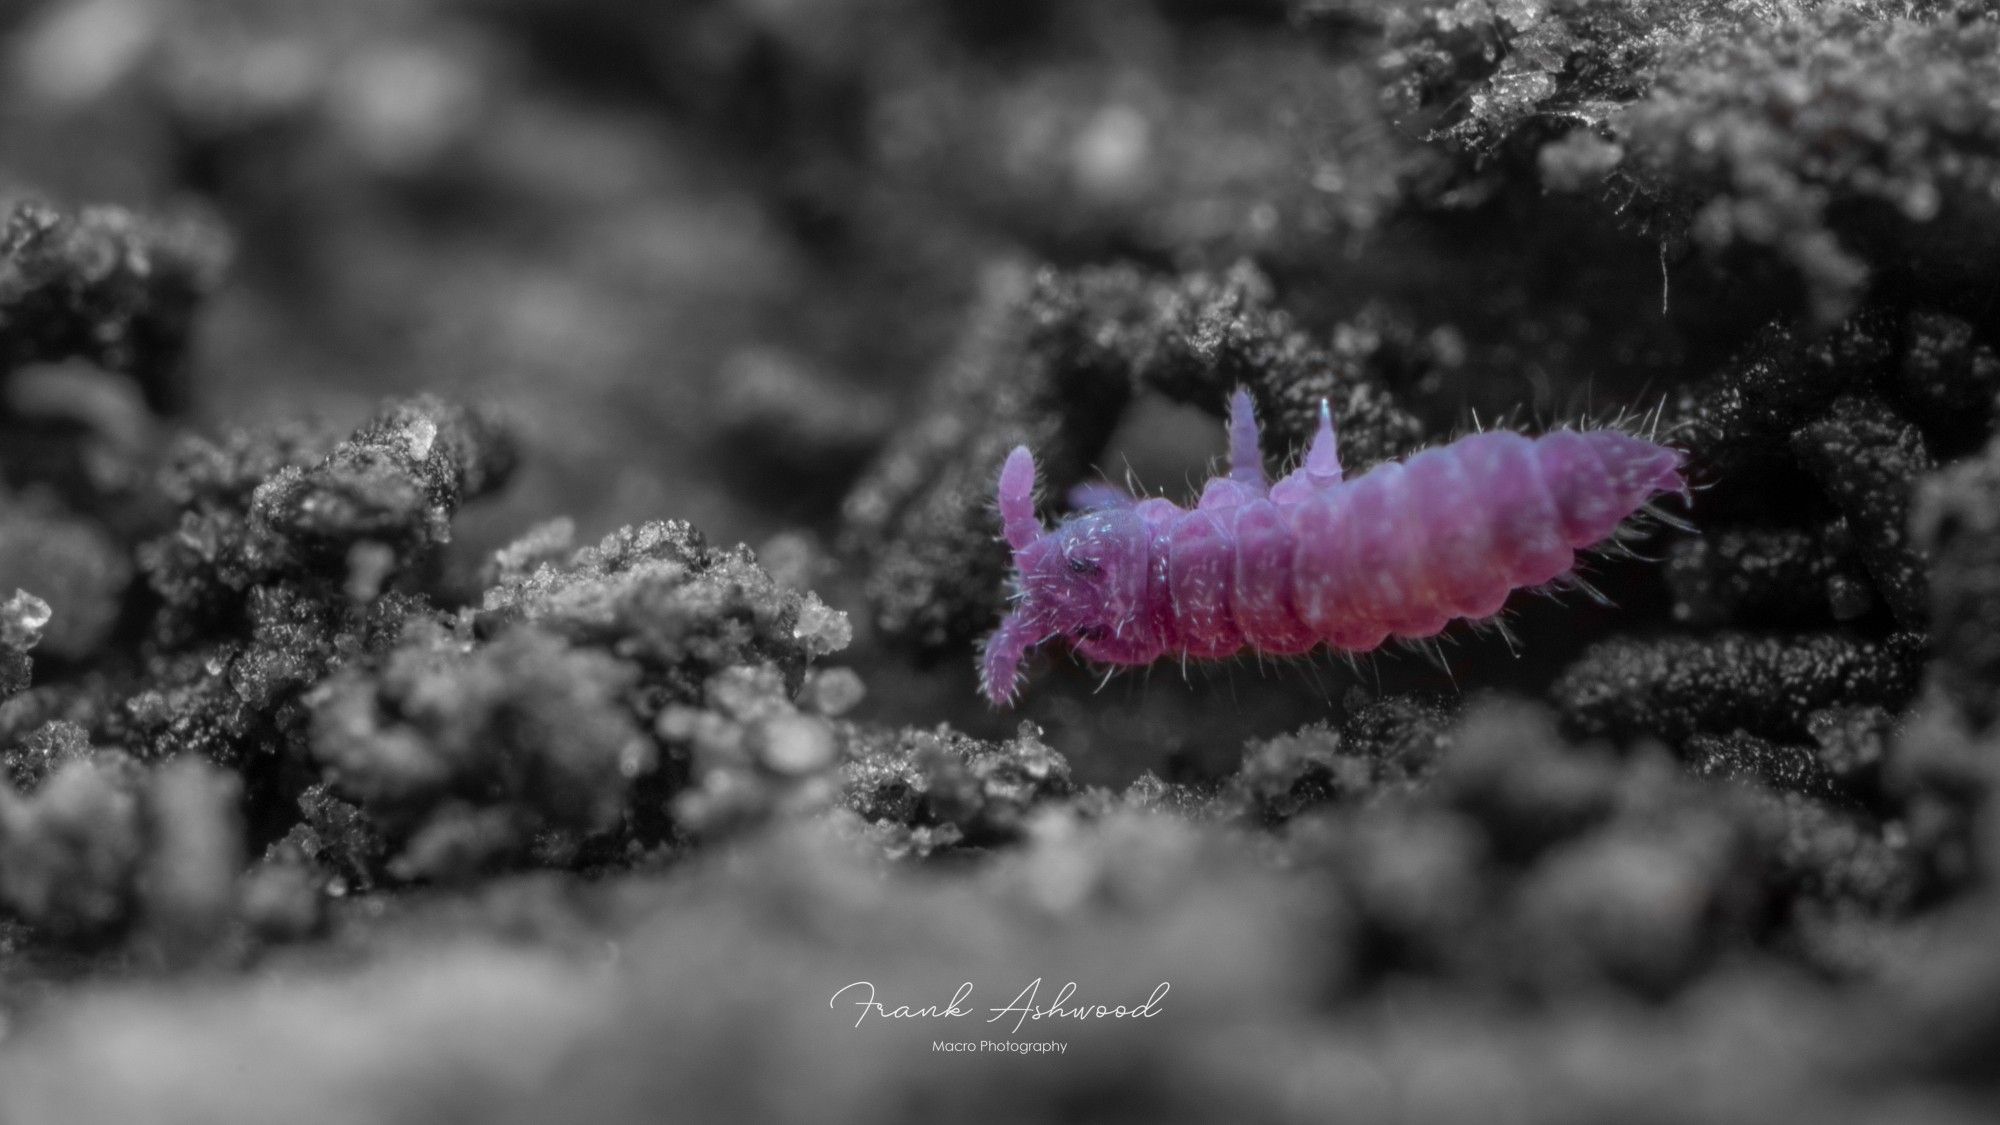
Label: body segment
xmin=980 ymin=391 xmax=1687 ymax=707
xmin=1230 ymin=500 xmax=1318 ymax=656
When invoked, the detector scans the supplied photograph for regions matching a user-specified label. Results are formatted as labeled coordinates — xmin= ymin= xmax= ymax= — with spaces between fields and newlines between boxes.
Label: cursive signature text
xmin=829 ymin=978 xmax=1169 ymax=1034
xmin=828 ymin=980 xmax=975 ymax=1028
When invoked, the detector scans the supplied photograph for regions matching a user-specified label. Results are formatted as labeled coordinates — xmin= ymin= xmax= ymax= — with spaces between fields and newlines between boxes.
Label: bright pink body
xmin=980 ymin=391 xmax=1687 ymax=707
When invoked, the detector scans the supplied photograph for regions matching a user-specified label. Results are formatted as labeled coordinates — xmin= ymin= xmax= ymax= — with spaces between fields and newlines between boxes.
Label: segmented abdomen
xmin=1161 ymin=428 xmax=1679 ymax=654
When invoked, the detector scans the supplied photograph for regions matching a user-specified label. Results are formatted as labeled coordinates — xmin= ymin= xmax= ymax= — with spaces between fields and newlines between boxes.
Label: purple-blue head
xmin=982 ymin=446 xmax=1149 ymax=707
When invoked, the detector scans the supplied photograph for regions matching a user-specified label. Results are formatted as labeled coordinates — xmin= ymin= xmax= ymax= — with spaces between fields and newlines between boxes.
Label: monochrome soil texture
xmin=1 ymin=1 xmax=1999 ymax=1121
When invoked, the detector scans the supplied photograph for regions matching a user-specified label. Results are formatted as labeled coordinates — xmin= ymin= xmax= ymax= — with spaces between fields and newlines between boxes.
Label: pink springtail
xmin=980 ymin=390 xmax=1688 ymax=706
